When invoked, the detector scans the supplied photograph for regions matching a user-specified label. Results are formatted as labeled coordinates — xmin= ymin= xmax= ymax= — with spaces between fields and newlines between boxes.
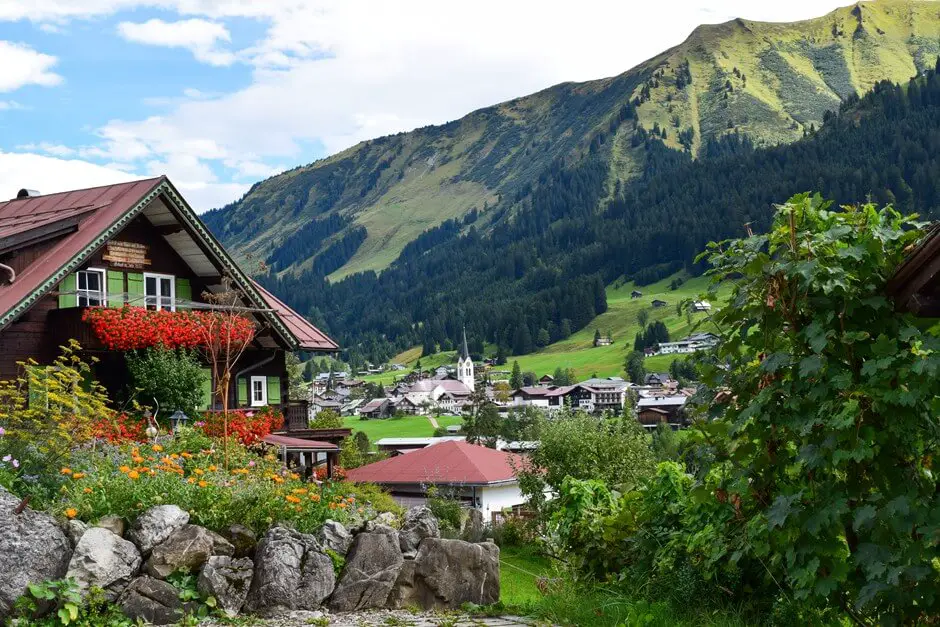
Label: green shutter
xmin=267 ymin=376 xmax=281 ymax=405
xmin=127 ymin=273 xmax=144 ymax=306
xmin=107 ymin=271 xmax=124 ymax=308
xmin=175 ymin=278 xmax=191 ymax=310
xmin=58 ymin=273 xmax=77 ymax=308
xmin=237 ymin=378 xmax=248 ymax=406
xmin=197 ymin=368 xmax=212 ymax=410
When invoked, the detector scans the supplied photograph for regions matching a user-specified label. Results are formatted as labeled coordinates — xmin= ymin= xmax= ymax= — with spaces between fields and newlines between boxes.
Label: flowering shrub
xmin=92 ymin=413 xmax=150 ymax=444
xmin=315 ymin=465 xmax=346 ymax=481
xmin=56 ymin=430 xmax=398 ymax=534
xmin=199 ymin=407 xmax=283 ymax=446
xmin=82 ymin=307 xmax=255 ymax=351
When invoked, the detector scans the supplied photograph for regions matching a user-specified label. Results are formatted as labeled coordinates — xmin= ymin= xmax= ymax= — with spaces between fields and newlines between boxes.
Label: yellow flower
xmin=292 ymin=488 xmax=308 ymax=495
xmin=289 ymin=472 xmax=299 ymax=480
xmin=60 ymin=467 xmax=72 ymax=475
xmin=170 ymin=453 xmax=179 ymax=459
xmin=198 ymin=480 xmax=208 ymax=488
xmin=83 ymin=488 xmax=92 ymax=494
xmin=127 ymin=471 xmax=140 ymax=480
xmin=310 ymin=494 xmax=321 ymax=502
xmin=152 ymin=444 xmax=163 ymax=452
xmin=132 ymin=455 xmax=145 ymax=464
xmin=65 ymin=508 xmax=77 ymax=519
xmin=181 ymin=452 xmax=193 ymax=459
xmin=208 ymin=465 xmax=217 ymax=472
xmin=285 ymin=495 xmax=301 ymax=504
xmin=119 ymin=465 xmax=131 ymax=473
xmin=72 ymin=472 xmax=85 ymax=480
xmin=187 ymin=477 xmax=196 ymax=484
xmin=194 ymin=468 xmax=204 ymax=475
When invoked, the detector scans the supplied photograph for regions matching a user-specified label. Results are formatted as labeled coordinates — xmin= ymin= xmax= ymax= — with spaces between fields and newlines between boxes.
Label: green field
xmin=500 ymin=545 xmax=553 ymax=606
xmin=342 ymin=414 xmax=463 ymax=442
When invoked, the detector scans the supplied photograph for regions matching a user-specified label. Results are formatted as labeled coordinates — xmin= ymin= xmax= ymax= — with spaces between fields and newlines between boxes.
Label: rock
xmin=118 ymin=576 xmax=196 ymax=625
xmin=329 ymin=529 xmax=403 ymax=611
xmin=208 ymin=529 xmax=235 ymax=557
xmin=462 ymin=508 xmax=484 ymax=542
xmin=317 ymin=520 xmax=352 ymax=556
xmin=95 ymin=515 xmax=125 ymax=537
xmin=197 ymin=556 xmax=253 ymax=617
xmin=66 ymin=519 xmax=89 ymax=546
xmin=398 ymin=507 xmax=440 ymax=559
xmin=222 ymin=524 xmax=256 ymax=559
xmin=385 ymin=560 xmax=417 ymax=609
xmin=246 ymin=526 xmax=335 ymax=615
xmin=66 ymin=527 xmax=142 ymax=599
xmin=374 ymin=511 xmax=399 ymax=528
xmin=127 ymin=505 xmax=189 ymax=554
xmin=145 ymin=524 xmax=217 ymax=579
xmin=413 ymin=539 xmax=499 ymax=608
xmin=0 ymin=487 xmax=72 ymax=619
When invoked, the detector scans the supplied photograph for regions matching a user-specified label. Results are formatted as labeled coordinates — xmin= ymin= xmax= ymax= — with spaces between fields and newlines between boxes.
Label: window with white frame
xmin=76 ymin=269 xmax=106 ymax=307
xmin=144 ymin=273 xmax=175 ymax=311
xmin=250 ymin=376 xmax=267 ymax=407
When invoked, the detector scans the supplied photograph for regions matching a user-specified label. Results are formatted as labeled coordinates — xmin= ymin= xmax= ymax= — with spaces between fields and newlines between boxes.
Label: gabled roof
xmin=360 ymin=398 xmax=389 ymax=412
xmin=0 ymin=176 xmax=337 ymax=352
xmin=345 ymin=440 xmax=523 ymax=486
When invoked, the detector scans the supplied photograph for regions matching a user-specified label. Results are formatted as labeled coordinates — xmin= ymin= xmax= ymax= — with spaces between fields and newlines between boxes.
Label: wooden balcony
xmin=46 ymin=306 xmax=107 ymax=351
xmin=282 ymin=400 xmax=310 ymax=432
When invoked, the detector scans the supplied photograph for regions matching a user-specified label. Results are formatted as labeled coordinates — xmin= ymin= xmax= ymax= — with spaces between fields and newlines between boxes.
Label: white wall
xmin=479 ymin=483 xmax=525 ymax=519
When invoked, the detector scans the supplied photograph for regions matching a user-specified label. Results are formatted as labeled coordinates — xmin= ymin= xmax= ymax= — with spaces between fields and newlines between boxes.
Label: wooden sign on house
xmin=103 ymin=241 xmax=151 ymax=269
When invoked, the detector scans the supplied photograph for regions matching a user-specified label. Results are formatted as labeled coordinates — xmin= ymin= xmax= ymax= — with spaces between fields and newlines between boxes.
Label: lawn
xmin=500 ymin=544 xmax=554 ymax=606
xmin=342 ymin=414 xmax=463 ymax=443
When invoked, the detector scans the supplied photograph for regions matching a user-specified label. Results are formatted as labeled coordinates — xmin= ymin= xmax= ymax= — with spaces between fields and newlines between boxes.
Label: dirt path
xmin=203 ymin=609 xmax=537 ymax=626
xmin=426 ymin=415 xmax=440 ymax=429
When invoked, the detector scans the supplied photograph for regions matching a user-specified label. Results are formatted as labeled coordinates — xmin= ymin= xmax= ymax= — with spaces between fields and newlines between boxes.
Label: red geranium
xmin=82 ymin=306 xmax=255 ymax=351
xmin=199 ymin=408 xmax=283 ymax=446
xmin=93 ymin=413 xmax=149 ymax=443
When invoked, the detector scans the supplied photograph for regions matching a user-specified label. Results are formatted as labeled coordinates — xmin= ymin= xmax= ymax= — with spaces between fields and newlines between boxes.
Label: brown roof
xmin=263 ymin=433 xmax=339 ymax=451
xmin=251 ymin=280 xmax=338 ymax=351
xmin=345 ymin=440 xmax=522 ymax=486
xmin=0 ymin=176 xmax=338 ymax=353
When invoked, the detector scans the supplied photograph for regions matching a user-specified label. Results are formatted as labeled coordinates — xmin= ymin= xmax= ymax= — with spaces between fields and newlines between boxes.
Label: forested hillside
xmin=254 ymin=60 xmax=940 ymax=365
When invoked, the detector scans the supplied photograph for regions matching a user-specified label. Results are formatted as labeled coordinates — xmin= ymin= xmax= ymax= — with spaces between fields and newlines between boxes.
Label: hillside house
xmin=0 ymin=178 xmax=337 ymax=429
xmin=657 ymin=332 xmax=719 ymax=355
xmin=652 ymin=299 xmax=667 ymax=308
xmin=636 ymin=395 xmax=688 ymax=426
xmin=359 ymin=398 xmax=392 ymax=419
xmin=631 ymin=290 xmax=643 ymax=298
xmin=538 ymin=374 xmax=554 ymax=384
xmin=692 ymin=300 xmax=712 ymax=312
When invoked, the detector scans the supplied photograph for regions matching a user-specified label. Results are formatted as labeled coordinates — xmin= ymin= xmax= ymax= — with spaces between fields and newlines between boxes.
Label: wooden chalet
xmin=0 ymin=177 xmax=338 ymax=429
xmin=888 ymin=223 xmax=940 ymax=315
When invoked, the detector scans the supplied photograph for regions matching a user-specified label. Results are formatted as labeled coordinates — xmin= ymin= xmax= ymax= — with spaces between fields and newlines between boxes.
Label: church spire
xmin=460 ymin=327 xmax=470 ymax=360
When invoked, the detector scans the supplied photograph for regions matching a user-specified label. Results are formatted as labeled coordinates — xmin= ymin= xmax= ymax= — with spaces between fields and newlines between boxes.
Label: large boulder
xmin=317 ymin=520 xmax=353 ymax=556
xmin=66 ymin=527 xmax=142 ymax=599
xmin=118 ymin=576 xmax=196 ymax=625
xmin=197 ymin=556 xmax=253 ymax=617
xmin=221 ymin=524 xmax=256 ymax=559
xmin=385 ymin=560 xmax=418 ymax=610
xmin=413 ymin=539 xmax=499 ymax=608
xmin=127 ymin=505 xmax=189 ymax=554
xmin=94 ymin=515 xmax=125 ymax=537
xmin=329 ymin=527 xmax=403 ymax=611
xmin=66 ymin=519 xmax=89 ymax=546
xmin=246 ymin=526 xmax=335 ymax=615
xmin=0 ymin=487 xmax=72 ymax=619
xmin=145 ymin=524 xmax=228 ymax=579
xmin=398 ymin=507 xmax=440 ymax=559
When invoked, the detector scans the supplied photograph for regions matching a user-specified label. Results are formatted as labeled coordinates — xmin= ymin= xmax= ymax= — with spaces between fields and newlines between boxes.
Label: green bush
xmin=126 ymin=347 xmax=206 ymax=414
xmin=309 ymin=408 xmax=342 ymax=429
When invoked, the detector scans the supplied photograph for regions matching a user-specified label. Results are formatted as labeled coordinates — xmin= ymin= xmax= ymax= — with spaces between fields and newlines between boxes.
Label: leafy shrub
xmin=309 ymin=408 xmax=342 ymax=429
xmin=126 ymin=347 xmax=207 ymax=414
xmin=426 ymin=485 xmax=462 ymax=533
xmin=9 ymin=580 xmax=131 ymax=626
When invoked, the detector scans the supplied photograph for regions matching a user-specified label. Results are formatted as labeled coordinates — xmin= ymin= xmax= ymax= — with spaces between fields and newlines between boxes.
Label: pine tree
xmin=625 ymin=351 xmax=646 ymax=383
xmin=510 ymin=360 xmax=522 ymax=389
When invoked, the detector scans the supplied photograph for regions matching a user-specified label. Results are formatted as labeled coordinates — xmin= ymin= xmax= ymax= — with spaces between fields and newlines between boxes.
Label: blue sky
xmin=0 ymin=0 xmax=848 ymax=212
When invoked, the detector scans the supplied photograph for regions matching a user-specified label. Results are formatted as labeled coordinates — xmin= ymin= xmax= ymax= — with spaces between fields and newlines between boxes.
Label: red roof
xmin=0 ymin=177 xmax=338 ymax=353
xmin=263 ymin=434 xmax=339 ymax=451
xmin=345 ymin=440 xmax=523 ymax=486
xmin=251 ymin=280 xmax=338 ymax=351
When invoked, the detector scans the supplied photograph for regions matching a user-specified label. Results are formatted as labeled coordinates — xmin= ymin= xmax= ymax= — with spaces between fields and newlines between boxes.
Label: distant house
xmin=374 ymin=436 xmax=465 ymax=455
xmin=346 ymin=440 xmax=528 ymax=519
xmin=692 ymin=300 xmax=712 ymax=312
xmin=538 ymin=374 xmax=554 ymax=384
xmin=652 ymin=299 xmax=668 ymax=308
xmin=310 ymin=396 xmax=343 ymax=416
xmin=631 ymin=290 xmax=643 ymax=299
xmin=644 ymin=373 xmax=673 ymax=386
xmin=636 ymin=395 xmax=688 ymax=427
xmin=341 ymin=398 xmax=366 ymax=416
xmin=359 ymin=398 xmax=392 ymax=419
xmin=392 ymin=395 xmax=422 ymax=415
xmin=594 ymin=336 xmax=613 ymax=347
xmin=637 ymin=407 xmax=672 ymax=428
xmin=657 ymin=332 xmax=720 ymax=355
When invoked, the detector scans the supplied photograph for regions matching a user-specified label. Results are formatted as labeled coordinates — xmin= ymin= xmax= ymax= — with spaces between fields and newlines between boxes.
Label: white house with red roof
xmin=345 ymin=440 xmax=527 ymax=519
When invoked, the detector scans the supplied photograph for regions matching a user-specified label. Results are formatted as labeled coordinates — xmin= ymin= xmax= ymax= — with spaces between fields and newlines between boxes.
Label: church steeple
xmin=460 ymin=327 xmax=470 ymax=360
xmin=457 ymin=327 xmax=474 ymax=392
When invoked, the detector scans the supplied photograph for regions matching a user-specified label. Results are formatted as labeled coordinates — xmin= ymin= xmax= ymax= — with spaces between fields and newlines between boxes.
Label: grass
xmin=499 ymin=545 xmax=554 ymax=606
xmin=341 ymin=414 xmax=463 ymax=444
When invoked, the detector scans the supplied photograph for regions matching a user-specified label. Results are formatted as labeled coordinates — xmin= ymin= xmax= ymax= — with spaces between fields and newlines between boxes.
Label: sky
xmin=0 ymin=0 xmax=851 ymax=213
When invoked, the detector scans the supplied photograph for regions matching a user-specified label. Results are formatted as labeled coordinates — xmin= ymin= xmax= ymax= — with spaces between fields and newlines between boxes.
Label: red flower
xmin=82 ymin=307 xmax=255 ymax=351
xmin=199 ymin=407 xmax=283 ymax=446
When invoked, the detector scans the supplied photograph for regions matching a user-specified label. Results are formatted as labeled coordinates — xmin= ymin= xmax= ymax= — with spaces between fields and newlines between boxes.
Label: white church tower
xmin=457 ymin=328 xmax=475 ymax=392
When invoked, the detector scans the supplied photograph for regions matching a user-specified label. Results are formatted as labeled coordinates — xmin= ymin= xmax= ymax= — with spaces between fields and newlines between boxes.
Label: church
xmin=456 ymin=327 xmax=475 ymax=392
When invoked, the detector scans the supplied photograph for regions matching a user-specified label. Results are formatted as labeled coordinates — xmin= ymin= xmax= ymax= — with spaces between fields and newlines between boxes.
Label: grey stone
xmin=0 ymin=487 xmax=72 ymax=619
xmin=246 ymin=526 xmax=335 ymax=615
xmin=145 ymin=524 xmax=216 ymax=579
xmin=399 ymin=507 xmax=440 ymax=559
xmin=385 ymin=559 xmax=417 ymax=609
xmin=222 ymin=523 xmax=256 ymax=559
xmin=118 ymin=576 xmax=196 ymax=625
xmin=94 ymin=515 xmax=125 ymax=537
xmin=197 ymin=555 xmax=253 ymax=617
xmin=66 ymin=519 xmax=88 ymax=546
xmin=373 ymin=511 xmax=399 ymax=528
xmin=208 ymin=529 xmax=235 ymax=557
xmin=413 ymin=538 xmax=499 ymax=608
xmin=329 ymin=529 xmax=404 ymax=611
xmin=127 ymin=505 xmax=189 ymax=554
xmin=317 ymin=519 xmax=353 ymax=556
xmin=66 ymin=527 xmax=142 ymax=600
xmin=462 ymin=508 xmax=485 ymax=542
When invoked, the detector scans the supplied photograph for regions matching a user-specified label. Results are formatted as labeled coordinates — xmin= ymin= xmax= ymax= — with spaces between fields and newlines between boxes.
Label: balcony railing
xmin=282 ymin=400 xmax=309 ymax=432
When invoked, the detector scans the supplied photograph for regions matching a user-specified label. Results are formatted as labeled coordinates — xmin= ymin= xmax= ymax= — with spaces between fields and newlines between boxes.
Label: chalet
xmin=636 ymin=407 xmax=672 ymax=428
xmin=391 ymin=395 xmax=422 ymax=415
xmin=538 ymin=374 xmax=554 ymax=384
xmin=594 ymin=336 xmax=613 ymax=347
xmin=374 ymin=436 xmax=465 ymax=455
xmin=636 ymin=395 xmax=688 ymax=426
xmin=631 ymin=290 xmax=643 ymax=299
xmin=0 ymin=178 xmax=337 ymax=429
xmin=645 ymin=372 xmax=673 ymax=386
xmin=692 ymin=300 xmax=712 ymax=312
xmin=310 ymin=396 xmax=343 ymax=416
xmin=346 ymin=440 xmax=528 ymax=519
xmin=657 ymin=332 xmax=720 ymax=355
xmin=341 ymin=398 xmax=366 ymax=416
xmin=359 ymin=398 xmax=392 ymax=419
xmin=651 ymin=299 xmax=667 ymax=308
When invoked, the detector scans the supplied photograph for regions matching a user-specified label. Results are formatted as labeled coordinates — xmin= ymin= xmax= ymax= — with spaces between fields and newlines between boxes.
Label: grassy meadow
xmin=342 ymin=414 xmax=463 ymax=443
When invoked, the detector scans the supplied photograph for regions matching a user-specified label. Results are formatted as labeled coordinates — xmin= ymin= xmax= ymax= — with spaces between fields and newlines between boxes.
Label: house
xmin=310 ymin=396 xmax=343 ymax=416
xmin=636 ymin=407 xmax=672 ymax=428
xmin=652 ymin=299 xmax=668 ymax=308
xmin=645 ymin=373 xmax=673 ymax=386
xmin=631 ymin=290 xmax=643 ymax=299
xmin=636 ymin=395 xmax=688 ymax=426
xmin=692 ymin=300 xmax=712 ymax=312
xmin=341 ymin=398 xmax=366 ymax=416
xmin=406 ymin=379 xmax=472 ymax=406
xmin=657 ymin=332 xmax=720 ymax=355
xmin=594 ymin=336 xmax=613 ymax=347
xmin=345 ymin=440 xmax=528 ymax=519
xmin=538 ymin=374 xmax=554 ymax=384
xmin=0 ymin=177 xmax=337 ymax=427
xmin=374 ymin=436 xmax=465 ymax=455
xmin=359 ymin=398 xmax=392 ymax=419
xmin=391 ymin=395 xmax=422 ymax=415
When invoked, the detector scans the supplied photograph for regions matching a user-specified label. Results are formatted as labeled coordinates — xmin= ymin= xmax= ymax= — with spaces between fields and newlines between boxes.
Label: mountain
xmin=203 ymin=0 xmax=940 ymax=364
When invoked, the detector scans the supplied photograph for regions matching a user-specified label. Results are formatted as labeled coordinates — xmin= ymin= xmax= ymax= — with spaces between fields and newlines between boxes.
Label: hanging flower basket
xmin=82 ymin=306 xmax=255 ymax=351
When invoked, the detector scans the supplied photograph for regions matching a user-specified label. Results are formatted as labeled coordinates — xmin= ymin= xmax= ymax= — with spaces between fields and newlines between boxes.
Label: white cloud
xmin=0 ymin=41 xmax=61 ymax=92
xmin=16 ymin=141 xmax=74 ymax=156
xmin=0 ymin=150 xmax=140 ymax=198
xmin=117 ymin=18 xmax=235 ymax=66
xmin=0 ymin=100 xmax=24 ymax=110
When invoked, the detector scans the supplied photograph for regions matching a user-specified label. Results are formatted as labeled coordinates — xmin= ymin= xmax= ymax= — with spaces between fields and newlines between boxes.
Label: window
xmin=250 ymin=376 xmax=267 ymax=407
xmin=144 ymin=273 xmax=175 ymax=311
xmin=76 ymin=269 xmax=106 ymax=307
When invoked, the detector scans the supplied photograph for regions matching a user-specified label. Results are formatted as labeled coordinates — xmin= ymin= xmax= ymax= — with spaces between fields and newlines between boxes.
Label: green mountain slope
xmin=205 ymin=0 xmax=940 ymax=280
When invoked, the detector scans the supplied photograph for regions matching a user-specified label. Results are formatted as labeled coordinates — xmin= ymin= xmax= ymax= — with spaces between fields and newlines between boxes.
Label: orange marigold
xmin=127 ymin=470 xmax=140 ymax=480
xmin=65 ymin=508 xmax=78 ymax=519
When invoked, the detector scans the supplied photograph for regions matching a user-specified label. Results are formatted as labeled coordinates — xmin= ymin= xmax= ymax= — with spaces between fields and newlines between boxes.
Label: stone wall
xmin=0 ymin=487 xmax=499 ymax=625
